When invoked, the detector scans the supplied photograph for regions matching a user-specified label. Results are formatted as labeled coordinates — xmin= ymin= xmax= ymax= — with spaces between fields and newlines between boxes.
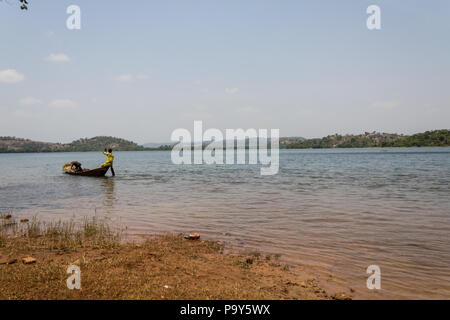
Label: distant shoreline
xmin=1 ymin=145 xmax=450 ymax=154
xmin=1 ymin=130 xmax=448 ymax=153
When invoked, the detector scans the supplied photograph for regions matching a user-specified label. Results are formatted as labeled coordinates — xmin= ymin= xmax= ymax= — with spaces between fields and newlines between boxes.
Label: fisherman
xmin=101 ymin=148 xmax=115 ymax=176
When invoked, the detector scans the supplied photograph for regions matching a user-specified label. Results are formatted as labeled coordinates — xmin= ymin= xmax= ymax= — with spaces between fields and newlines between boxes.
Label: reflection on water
xmin=0 ymin=148 xmax=449 ymax=299
xmin=102 ymin=177 xmax=116 ymax=211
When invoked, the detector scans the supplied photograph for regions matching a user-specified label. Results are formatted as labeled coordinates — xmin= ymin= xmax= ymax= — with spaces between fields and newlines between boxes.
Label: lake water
xmin=1 ymin=148 xmax=449 ymax=299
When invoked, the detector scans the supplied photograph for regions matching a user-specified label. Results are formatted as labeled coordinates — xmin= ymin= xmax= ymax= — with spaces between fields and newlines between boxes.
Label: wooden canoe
xmin=63 ymin=164 xmax=110 ymax=177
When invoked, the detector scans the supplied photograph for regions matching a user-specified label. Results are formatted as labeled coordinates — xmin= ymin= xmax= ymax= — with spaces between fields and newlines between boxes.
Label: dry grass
xmin=1 ymin=216 xmax=119 ymax=252
xmin=0 ymin=217 xmax=334 ymax=300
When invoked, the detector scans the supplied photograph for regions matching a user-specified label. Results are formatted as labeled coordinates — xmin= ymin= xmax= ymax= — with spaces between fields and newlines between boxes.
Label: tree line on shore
xmin=0 ymin=130 xmax=449 ymax=153
xmin=283 ymin=130 xmax=449 ymax=149
xmin=0 ymin=136 xmax=162 ymax=153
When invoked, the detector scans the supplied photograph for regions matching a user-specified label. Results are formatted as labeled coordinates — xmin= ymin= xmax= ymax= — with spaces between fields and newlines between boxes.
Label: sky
xmin=0 ymin=0 xmax=449 ymax=144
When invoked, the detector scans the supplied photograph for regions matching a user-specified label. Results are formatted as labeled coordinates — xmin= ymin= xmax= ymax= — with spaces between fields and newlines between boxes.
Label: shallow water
xmin=1 ymin=148 xmax=449 ymax=299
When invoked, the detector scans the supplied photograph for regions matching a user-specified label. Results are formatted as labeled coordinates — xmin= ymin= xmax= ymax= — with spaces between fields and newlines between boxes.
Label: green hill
xmin=63 ymin=136 xmax=146 ymax=152
xmin=0 ymin=136 xmax=147 ymax=153
xmin=0 ymin=137 xmax=64 ymax=153
xmin=283 ymin=132 xmax=403 ymax=149
xmin=283 ymin=130 xmax=450 ymax=149
xmin=379 ymin=130 xmax=450 ymax=147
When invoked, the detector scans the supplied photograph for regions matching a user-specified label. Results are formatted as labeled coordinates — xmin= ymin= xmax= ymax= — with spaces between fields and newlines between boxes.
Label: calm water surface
xmin=1 ymin=148 xmax=449 ymax=299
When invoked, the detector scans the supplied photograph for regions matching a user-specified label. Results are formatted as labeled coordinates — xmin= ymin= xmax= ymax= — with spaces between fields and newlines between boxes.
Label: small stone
xmin=245 ymin=258 xmax=253 ymax=265
xmin=300 ymin=281 xmax=307 ymax=288
xmin=20 ymin=218 xmax=29 ymax=223
xmin=22 ymin=257 xmax=36 ymax=264
xmin=1 ymin=214 xmax=12 ymax=220
xmin=184 ymin=233 xmax=200 ymax=240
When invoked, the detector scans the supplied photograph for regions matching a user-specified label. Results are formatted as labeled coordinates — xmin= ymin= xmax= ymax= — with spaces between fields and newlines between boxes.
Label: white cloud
xmin=46 ymin=53 xmax=70 ymax=62
xmin=225 ymin=87 xmax=239 ymax=95
xmin=115 ymin=74 xmax=149 ymax=82
xmin=19 ymin=97 xmax=42 ymax=106
xmin=115 ymin=74 xmax=134 ymax=82
xmin=49 ymin=99 xmax=78 ymax=110
xmin=0 ymin=69 xmax=25 ymax=83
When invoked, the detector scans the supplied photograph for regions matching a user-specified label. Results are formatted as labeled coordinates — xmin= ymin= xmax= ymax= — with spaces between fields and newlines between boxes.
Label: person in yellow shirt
xmin=101 ymin=148 xmax=115 ymax=176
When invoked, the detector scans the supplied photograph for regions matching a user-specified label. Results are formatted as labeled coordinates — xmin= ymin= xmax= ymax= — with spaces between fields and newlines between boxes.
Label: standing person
xmin=101 ymin=148 xmax=115 ymax=176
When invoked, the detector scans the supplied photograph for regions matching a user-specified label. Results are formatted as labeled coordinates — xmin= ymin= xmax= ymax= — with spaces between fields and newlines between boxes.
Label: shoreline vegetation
xmin=0 ymin=136 xmax=171 ymax=153
xmin=0 ymin=129 xmax=449 ymax=153
xmin=0 ymin=215 xmax=350 ymax=300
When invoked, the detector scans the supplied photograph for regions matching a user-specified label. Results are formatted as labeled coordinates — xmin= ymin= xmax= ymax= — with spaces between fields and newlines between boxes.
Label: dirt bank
xmin=0 ymin=217 xmax=350 ymax=300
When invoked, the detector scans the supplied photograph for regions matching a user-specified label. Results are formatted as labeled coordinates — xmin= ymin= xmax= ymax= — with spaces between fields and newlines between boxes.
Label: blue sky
xmin=1 ymin=0 xmax=449 ymax=143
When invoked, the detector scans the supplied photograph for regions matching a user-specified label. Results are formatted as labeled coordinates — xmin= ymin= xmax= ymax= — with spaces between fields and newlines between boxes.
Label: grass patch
xmin=0 ymin=216 xmax=120 ymax=251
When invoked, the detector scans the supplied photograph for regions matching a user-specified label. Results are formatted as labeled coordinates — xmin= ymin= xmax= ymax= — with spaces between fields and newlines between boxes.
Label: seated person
xmin=70 ymin=161 xmax=83 ymax=172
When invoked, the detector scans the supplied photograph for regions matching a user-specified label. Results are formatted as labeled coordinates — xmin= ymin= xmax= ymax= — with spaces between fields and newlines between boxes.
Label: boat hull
xmin=63 ymin=164 xmax=110 ymax=177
